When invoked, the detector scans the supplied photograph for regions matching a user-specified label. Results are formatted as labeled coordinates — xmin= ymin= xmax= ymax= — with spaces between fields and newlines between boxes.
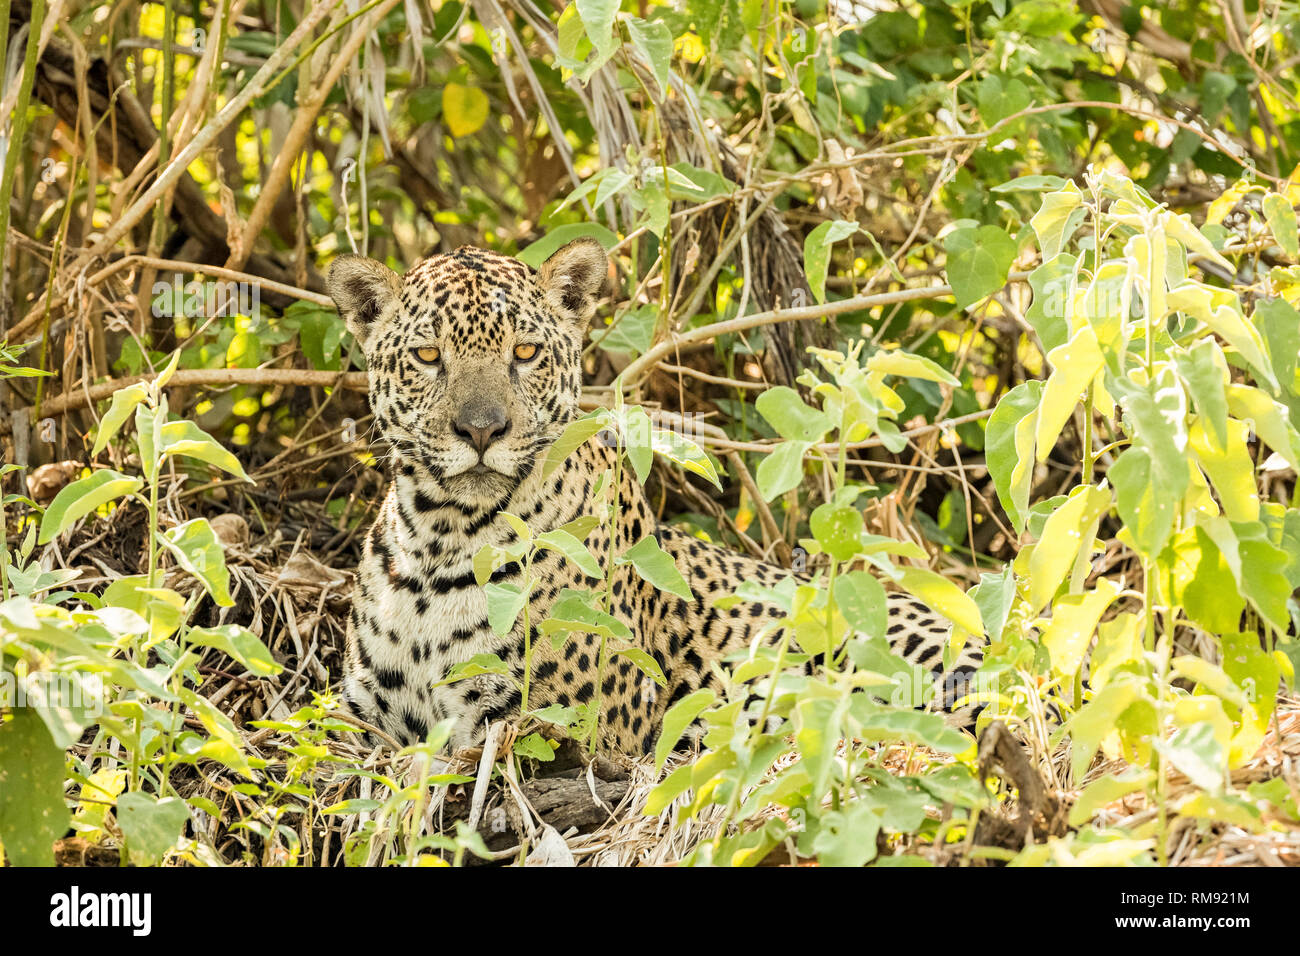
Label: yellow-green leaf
xmin=893 ymin=567 xmax=983 ymax=637
xmin=1027 ymin=485 xmax=1110 ymax=615
xmin=1042 ymin=578 xmax=1119 ymax=678
xmin=1188 ymin=417 xmax=1259 ymax=522
xmin=38 ymin=470 xmax=143 ymax=544
xmin=442 ymin=83 xmax=490 ymax=138
xmin=1036 ymin=325 xmax=1103 ymax=461
xmin=92 ymin=383 xmax=150 ymax=456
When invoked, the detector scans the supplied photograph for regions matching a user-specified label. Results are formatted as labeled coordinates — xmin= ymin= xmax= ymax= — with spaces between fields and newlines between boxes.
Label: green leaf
xmin=1029 ymin=180 xmax=1085 ymax=259
xmin=1167 ymin=526 xmax=1244 ymax=634
xmin=619 ymin=404 xmax=654 ymax=483
xmin=1036 ymin=325 xmax=1103 ymax=460
xmin=1107 ymin=369 xmax=1190 ymax=503
xmin=990 ymin=175 xmax=1069 ymax=194
xmin=755 ymin=386 xmax=831 ymax=442
xmin=135 ymin=402 xmax=160 ymax=482
xmin=1042 ymin=578 xmax=1119 ymax=678
xmin=1027 ymin=485 xmax=1110 ymax=615
xmin=796 ymin=696 xmax=846 ymax=794
xmin=756 ymin=440 xmax=811 ymax=502
xmin=536 ymin=528 xmax=603 ymax=580
xmin=624 ymin=17 xmax=672 ymax=97
xmin=978 ymin=74 xmax=1031 ymax=126
xmin=592 ymin=303 xmax=656 ymax=357
xmin=1069 ymin=769 xmax=1154 ymax=827
xmin=804 ymin=220 xmax=860 ymax=303
xmin=810 ymin=503 xmax=863 ymax=561
xmin=540 ymin=589 xmax=633 ymax=644
xmin=1171 ymin=656 xmax=1247 ymax=708
xmin=985 ymin=380 xmax=1043 ymax=532
xmin=435 ymin=653 xmax=513 ymax=687
xmin=849 ymin=698 xmax=971 ymax=752
xmin=161 ymin=518 xmax=233 ymax=605
xmin=833 ymin=570 xmax=887 ymax=640
xmin=1189 ymin=417 xmax=1260 ymax=523
xmin=513 ymin=733 xmax=556 ymax=762
xmin=893 ymin=567 xmax=983 ymax=637
xmin=542 ymin=410 xmax=610 ymax=479
xmin=651 ymin=426 xmax=723 ymax=490
xmin=1198 ymin=516 xmax=1291 ymax=633
xmin=1226 ymin=383 xmax=1300 ymax=471
xmin=864 ymin=350 xmax=959 ymax=386
xmin=518 ymin=224 xmax=618 ymax=269
xmin=618 ymin=535 xmax=692 ymax=600
xmin=1068 ymin=677 xmax=1147 ymax=780
xmin=655 ymin=688 xmax=715 ymax=771
xmin=970 ymin=566 xmax=1015 ymax=642
xmin=592 ymin=169 xmax=634 ymax=209
xmin=38 ymin=469 xmax=143 ymax=544
xmin=530 ymin=703 xmax=579 ymax=726
xmin=442 ymin=83 xmax=489 ymax=137
xmin=322 ymin=799 xmax=384 ymax=814
xmin=1174 ymin=340 xmax=1229 ymax=448
xmin=159 ymin=420 xmax=251 ymax=481
xmin=1220 ymin=631 xmax=1281 ymax=711
xmin=1110 ymin=446 xmax=1175 ymax=557
xmin=810 ymin=801 xmax=880 ymax=867
xmin=614 ymin=645 xmax=667 ymax=686
xmin=116 ymin=792 xmax=189 ymax=864
xmin=1262 ymin=193 xmax=1299 ymax=258
xmin=153 ymin=349 xmax=182 ymax=390
xmin=187 ymin=624 xmax=283 ymax=677
xmin=0 ymin=709 xmax=70 ymax=866
xmin=92 ymin=383 xmax=150 ymax=456
xmin=1176 ymin=792 xmax=1260 ymax=829
xmin=1153 ymin=724 xmax=1226 ymax=794
xmin=659 ymin=163 xmax=736 ymax=202
xmin=1168 ymin=283 xmax=1276 ymax=390
xmin=944 ymin=225 xmax=1015 ymax=309
xmin=294 ymin=302 xmax=345 ymax=370
xmin=575 ymin=0 xmax=619 ymax=58
xmin=1255 ymin=298 xmax=1299 ymax=409
xmin=484 ymin=581 xmax=530 ymax=636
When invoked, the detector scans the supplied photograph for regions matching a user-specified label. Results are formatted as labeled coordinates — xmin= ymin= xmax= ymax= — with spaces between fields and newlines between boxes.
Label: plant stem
xmin=1081 ymin=381 xmax=1095 ymax=484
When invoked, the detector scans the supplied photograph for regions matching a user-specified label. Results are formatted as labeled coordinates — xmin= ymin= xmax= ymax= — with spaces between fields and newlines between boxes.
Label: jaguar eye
xmin=513 ymin=343 xmax=539 ymax=363
xmin=413 ymin=346 xmax=440 ymax=364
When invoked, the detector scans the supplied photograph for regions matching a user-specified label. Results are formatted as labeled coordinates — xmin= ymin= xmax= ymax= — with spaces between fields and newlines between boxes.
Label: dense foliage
xmin=1 ymin=0 xmax=1298 ymax=866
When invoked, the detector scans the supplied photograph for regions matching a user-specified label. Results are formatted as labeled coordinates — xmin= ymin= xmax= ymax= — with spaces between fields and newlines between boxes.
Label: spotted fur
xmin=327 ymin=240 xmax=983 ymax=755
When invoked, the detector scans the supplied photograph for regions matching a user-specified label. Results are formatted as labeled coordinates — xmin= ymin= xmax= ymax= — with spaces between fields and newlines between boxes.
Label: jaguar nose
xmin=452 ymin=402 xmax=511 ymax=455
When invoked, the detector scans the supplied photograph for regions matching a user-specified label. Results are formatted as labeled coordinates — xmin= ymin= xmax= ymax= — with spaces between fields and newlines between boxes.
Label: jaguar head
xmin=326 ymin=239 xmax=608 ymax=506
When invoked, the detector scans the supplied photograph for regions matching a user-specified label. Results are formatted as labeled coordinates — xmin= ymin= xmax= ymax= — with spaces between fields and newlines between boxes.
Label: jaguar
xmin=326 ymin=239 xmax=982 ymax=755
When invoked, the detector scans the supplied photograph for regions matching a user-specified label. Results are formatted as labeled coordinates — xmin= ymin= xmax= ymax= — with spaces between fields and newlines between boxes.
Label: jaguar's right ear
xmin=326 ymin=255 xmax=402 ymax=347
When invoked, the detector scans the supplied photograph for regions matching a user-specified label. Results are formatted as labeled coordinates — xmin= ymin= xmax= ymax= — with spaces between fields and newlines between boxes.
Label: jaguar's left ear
xmin=537 ymin=238 xmax=609 ymax=324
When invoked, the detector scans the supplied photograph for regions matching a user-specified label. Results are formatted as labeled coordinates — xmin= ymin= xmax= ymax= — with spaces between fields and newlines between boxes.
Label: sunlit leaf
xmin=161 ymin=518 xmax=234 ymax=605
xmin=442 ymin=83 xmax=489 ymax=138
xmin=92 ymin=383 xmax=150 ymax=456
xmin=618 ymin=535 xmax=692 ymax=600
xmin=38 ymin=470 xmax=143 ymax=544
xmin=985 ymin=380 xmax=1043 ymax=532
